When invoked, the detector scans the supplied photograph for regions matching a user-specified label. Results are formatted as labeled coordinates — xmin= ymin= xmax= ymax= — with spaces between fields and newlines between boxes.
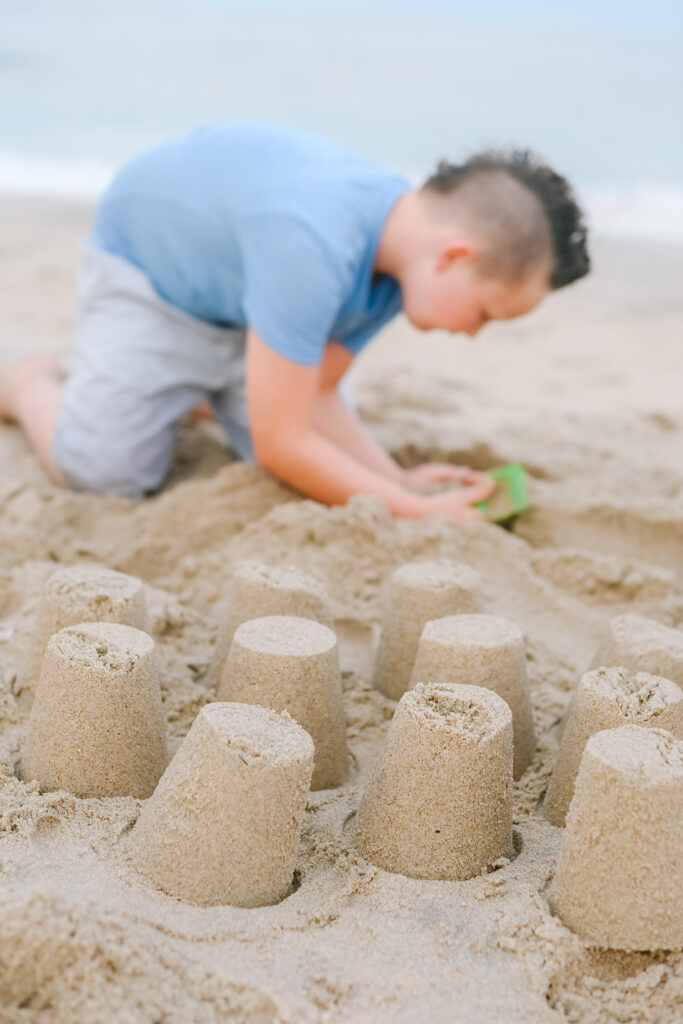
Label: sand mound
xmin=590 ymin=612 xmax=683 ymax=688
xmin=207 ymin=560 xmax=333 ymax=689
xmin=410 ymin=613 xmax=536 ymax=777
xmin=218 ymin=615 xmax=349 ymax=789
xmin=551 ymin=726 xmax=683 ymax=950
xmin=21 ymin=622 xmax=167 ymax=799
xmin=356 ymin=682 xmax=513 ymax=879
xmin=544 ymin=667 xmax=683 ymax=824
xmin=372 ymin=560 xmax=483 ymax=700
xmin=129 ymin=702 xmax=314 ymax=907
xmin=18 ymin=565 xmax=149 ymax=701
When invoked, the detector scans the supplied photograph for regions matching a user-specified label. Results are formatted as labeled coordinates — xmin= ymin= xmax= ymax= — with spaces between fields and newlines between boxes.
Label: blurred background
xmin=1 ymin=0 xmax=682 ymax=240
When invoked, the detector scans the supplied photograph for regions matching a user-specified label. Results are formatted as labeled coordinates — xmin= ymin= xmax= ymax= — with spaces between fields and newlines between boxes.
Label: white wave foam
xmin=0 ymin=153 xmax=115 ymax=200
xmin=1 ymin=153 xmax=683 ymax=243
xmin=582 ymin=185 xmax=683 ymax=243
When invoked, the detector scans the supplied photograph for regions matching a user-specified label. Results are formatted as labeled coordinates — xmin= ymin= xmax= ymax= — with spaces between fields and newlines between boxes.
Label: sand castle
xmin=217 ymin=614 xmax=348 ymax=790
xmin=372 ymin=561 xmax=484 ymax=701
xmin=129 ymin=702 xmax=314 ymax=907
xmin=544 ymin=667 xmax=683 ymax=826
xmin=409 ymin=613 xmax=536 ymax=778
xmin=590 ymin=613 xmax=683 ymax=689
xmin=207 ymin=561 xmax=333 ymax=689
xmin=356 ymin=682 xmax=513 ymax=880
xmin=19 ymin=565 xmax=149 ymax=698
xmin=22 ymin=622 xmax=167 ymax=799
xmin=551 ymin=726 xmax=683 ymax=950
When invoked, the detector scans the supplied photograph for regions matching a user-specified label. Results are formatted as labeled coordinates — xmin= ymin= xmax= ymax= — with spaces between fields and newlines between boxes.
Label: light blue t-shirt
xmin=91 ymin=121 xmax=411 ymax=365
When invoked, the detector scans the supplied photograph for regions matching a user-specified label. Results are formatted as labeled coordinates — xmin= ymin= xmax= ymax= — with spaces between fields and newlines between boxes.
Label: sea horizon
xmin=2 ymin=0 xmax=682 ymax=240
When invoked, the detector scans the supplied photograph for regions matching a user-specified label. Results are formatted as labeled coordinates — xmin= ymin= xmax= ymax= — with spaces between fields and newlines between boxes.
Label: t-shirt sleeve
xmin=337 ymin=283 xmax=404 ymax=356
xmin=241 ymin=214 xmax=346 ymax=365
xmin=339 ymin=322 xmax=383 ymax=356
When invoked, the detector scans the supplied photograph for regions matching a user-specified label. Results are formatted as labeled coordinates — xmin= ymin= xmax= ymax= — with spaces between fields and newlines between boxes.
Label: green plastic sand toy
xmin=475 ymin=463 xmax=531 ymax=523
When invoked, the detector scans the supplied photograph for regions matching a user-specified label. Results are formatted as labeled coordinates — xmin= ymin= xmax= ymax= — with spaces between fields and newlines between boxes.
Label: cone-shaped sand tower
xmin=129 ymin=702 xmax=314 ymax=907
xmin=355 ymin=682 xmax=513 ymax=879
xmin=217 ymin=615 xmax=348 ymax=790
xmin=372 ymin=561 xmax=484 ymax=702
xmin=590 ymin=614 xmax=683 ymax=689
xmin=544 ymin=667 xmax=683 ymax=826
xmin=19 ymin=565 xmax=149 ymax=698
xmin=410 ymin=613 xmax=535 ymax=778
xmin=22 ymin=622 xmax=167 ymax=798
xmin=550 ymin=726 xmax=683 ymax=950
xmin=207 ymin=561 xmax=333 ymax=689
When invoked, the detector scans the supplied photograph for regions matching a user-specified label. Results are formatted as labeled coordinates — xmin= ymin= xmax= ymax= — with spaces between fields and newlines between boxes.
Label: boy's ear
xmin=435 ymin=235 xmax=481 ymax=272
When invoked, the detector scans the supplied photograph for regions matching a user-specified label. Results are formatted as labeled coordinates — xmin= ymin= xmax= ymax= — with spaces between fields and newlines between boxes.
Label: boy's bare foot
xmin=186 ymin=399 xmax=216 ymax=423
xmin=0 ymin=352 xmax=61 ymax=421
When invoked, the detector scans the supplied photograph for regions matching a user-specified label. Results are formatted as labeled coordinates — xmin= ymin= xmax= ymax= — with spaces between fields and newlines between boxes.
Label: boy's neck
xmin=374 ymin=190 xmax=422 ymax=280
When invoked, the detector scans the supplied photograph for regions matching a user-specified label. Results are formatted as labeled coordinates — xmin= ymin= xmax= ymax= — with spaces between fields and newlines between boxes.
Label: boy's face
xmin=400 ymin=245 xmax=550 ymax=337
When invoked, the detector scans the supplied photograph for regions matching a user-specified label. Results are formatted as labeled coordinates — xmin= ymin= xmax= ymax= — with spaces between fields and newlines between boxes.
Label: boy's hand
xmin=417 ymin=476 xmax=497 ymax=521
xmin=402 ymin=463 xmax=485 ymax=487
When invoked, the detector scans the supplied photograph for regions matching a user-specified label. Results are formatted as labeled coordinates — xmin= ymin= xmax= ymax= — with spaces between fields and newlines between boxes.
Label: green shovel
xmin=475 ymin=462 xmax=531 ymax=523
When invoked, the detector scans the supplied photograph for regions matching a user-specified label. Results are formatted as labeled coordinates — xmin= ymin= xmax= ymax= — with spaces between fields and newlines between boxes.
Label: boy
xmin=0 ymin=121 xmax=589 ymax=520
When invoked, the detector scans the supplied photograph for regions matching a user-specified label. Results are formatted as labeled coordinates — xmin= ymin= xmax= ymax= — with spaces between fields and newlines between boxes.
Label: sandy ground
xmin=0 ymin=194 xmax=682 ymax=1023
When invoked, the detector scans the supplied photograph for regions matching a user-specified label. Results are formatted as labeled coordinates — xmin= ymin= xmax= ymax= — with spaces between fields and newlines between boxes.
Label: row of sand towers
xmin=16 ymin=560 xmax=683 ymax=949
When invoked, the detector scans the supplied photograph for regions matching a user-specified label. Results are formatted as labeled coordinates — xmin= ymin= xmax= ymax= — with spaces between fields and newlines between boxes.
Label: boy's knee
xmin=51 ymin=425 xmax=170 ymax=500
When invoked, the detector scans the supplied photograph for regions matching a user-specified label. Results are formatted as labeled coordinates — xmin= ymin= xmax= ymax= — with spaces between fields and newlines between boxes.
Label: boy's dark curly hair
xmin=422 ymin=148 xmax=590 ymax=289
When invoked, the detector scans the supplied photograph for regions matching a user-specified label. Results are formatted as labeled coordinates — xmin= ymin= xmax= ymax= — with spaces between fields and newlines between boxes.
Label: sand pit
xmin=217 ymin=614 xmax=348 ymax=789
xmin=551 ymin=726 xmax=683 ymax=951
xmin=590 ymin=613 xmax=683 ymax=688
xmin=21 ymin=622 xmax=167 ymax=798
xmin=410 ymin=613 xmax=536 ymax=777
xmin=355 ymin=682 xmax=513 ymax=879
xmin=129 ymin=702 xmax=314 ymax=907
xmin=544 ymin=666 xmax=683 ymax=825
xmin=18 ymin=565 xmax=149 ymax=701
xmin=372 ymin=560 xmax=483 ymax=700
xmin=206 ymin=560 xmax=333 ymax=689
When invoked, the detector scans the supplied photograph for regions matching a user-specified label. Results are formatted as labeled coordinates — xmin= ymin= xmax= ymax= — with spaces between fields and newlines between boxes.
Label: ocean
xmin=1 ymin=0 xmax=682 ymax=239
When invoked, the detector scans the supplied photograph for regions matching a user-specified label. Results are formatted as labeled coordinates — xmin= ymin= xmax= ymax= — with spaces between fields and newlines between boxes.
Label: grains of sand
xmin=129 ymin=702 xmax=314 ymax=907
xmin=217 ymin=614 xmax=348 ymax=789
xmin=356 ymin=682 xmax=513 ymax=879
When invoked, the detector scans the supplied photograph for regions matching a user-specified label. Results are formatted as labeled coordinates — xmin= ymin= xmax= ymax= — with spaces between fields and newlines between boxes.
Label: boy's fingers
xmin=453 ymin=466 xmax=490 ymax=486
xmin=461 ymin=477 xmax=496 ymax=504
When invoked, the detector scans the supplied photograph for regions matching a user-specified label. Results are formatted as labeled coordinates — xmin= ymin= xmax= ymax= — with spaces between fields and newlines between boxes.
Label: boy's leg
xmin=0 ymin=352 xmax=64 ymax=483
xmin=39 ymin=245 xmax=246 ymax=498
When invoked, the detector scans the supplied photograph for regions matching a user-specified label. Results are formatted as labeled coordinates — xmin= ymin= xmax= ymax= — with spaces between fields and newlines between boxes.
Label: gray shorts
xmin=51 ymin=244 xmax=254 ymax=499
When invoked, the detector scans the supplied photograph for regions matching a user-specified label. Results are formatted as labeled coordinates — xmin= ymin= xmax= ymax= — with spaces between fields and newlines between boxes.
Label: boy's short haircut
xmin=421 ymin=148 xmax=590 ymax=290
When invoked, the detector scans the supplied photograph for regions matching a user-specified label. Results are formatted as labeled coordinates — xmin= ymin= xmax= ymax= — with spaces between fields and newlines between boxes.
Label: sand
xmin=410 ymin=612 xmax=536 ymax=777
xmin=217 ymin=614 xmax=349 ymax=790
xmin=21 ymin=622 xmax=167 ymax=799
xmin=129 ymin=702 xmax=314 ymax=908
xmin=544 ymin=666 xmax=683 ymax=825
xmin=355 ymin=682 xmax=513 ymax=879
xmin=372 ymin=560 xmax=483 ymax=700
xmin=550 ymin=726 xmax=683 ymax=951
xmin=18 ymin=564 xmax=150 ymax=702
xmin=589 ymin=612 xmax=683 ymax=688
xmin=1 ymin=193 xmax=683 ymax=1021
xmin=207 ymin=560 xmax=333 ymax=689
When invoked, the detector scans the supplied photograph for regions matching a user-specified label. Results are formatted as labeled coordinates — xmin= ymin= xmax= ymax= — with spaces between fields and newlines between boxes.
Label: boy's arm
xmin=310 ymin=341 xmax=405 ymax=484
xmin=246 ymin=329 xmax=493 ymax=519
xmin=310 ymin=342 xmax=486 ymax=490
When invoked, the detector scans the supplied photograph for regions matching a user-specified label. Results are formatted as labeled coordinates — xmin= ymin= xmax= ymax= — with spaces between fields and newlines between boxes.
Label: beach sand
xmin=1 ymin=193 xmax=682 ymax=1022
